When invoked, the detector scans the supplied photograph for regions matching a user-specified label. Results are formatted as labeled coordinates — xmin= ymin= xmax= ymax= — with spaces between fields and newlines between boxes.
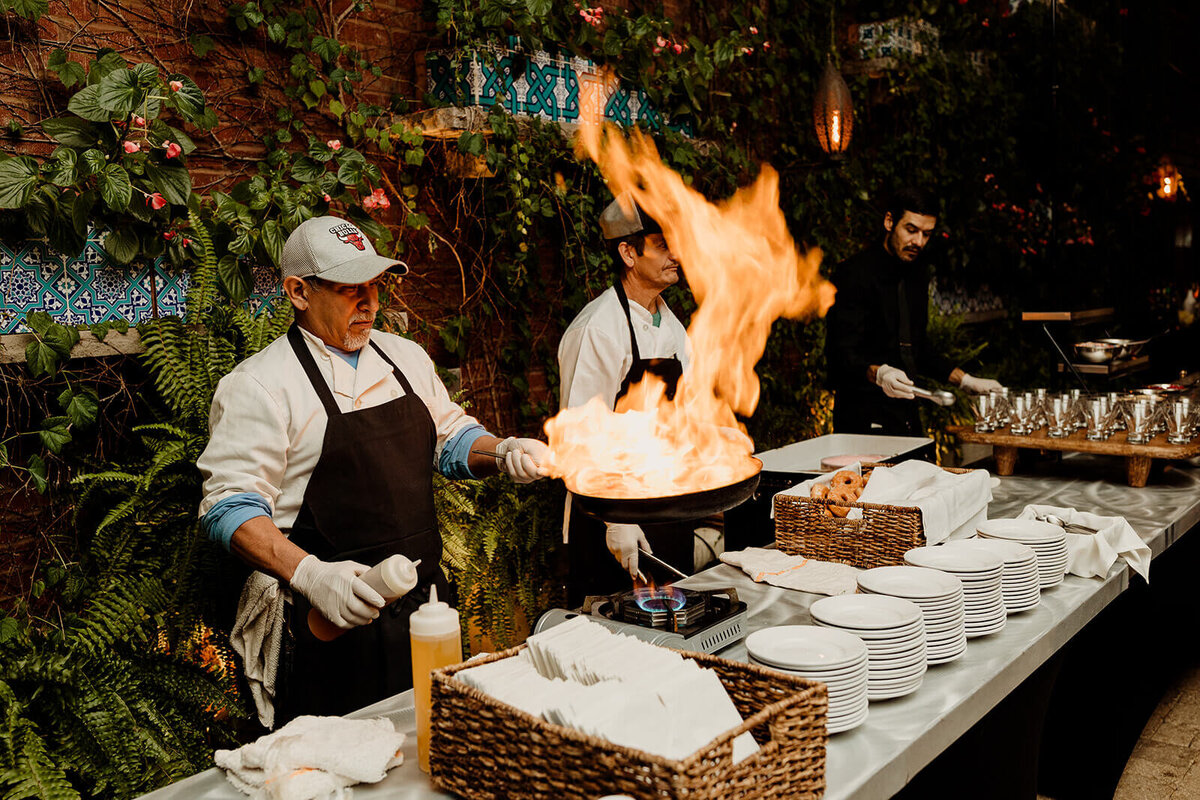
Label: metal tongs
xmin=912 ymin=386 xmax=956 ymax=407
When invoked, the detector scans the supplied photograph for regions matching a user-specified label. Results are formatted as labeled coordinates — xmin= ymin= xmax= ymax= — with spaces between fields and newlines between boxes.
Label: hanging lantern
xmin=1151 ymin=160 xmax=1188 ymax=202
xmin=814 ymin=58 xmax=854 ymax=156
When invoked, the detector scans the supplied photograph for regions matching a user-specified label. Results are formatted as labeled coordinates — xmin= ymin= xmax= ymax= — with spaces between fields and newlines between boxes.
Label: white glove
xmin=495 ymin=437 xmax=549 ymax=484
xmin=959 ymin=373 xmax=1004 ymax=395
xmin=875 ymin=364 xmax=915 ymax=399
xmin=606 ymin=523 xmax=651 ymax=580
xmin=289 ymin=554 xmax=385 ymax=629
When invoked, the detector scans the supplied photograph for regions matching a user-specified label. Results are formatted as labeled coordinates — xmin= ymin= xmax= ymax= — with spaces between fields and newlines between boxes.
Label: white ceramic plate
xmin=945 ymin=538 xmax=1038 ymax=564
xmin=745 ymin=625 xmax=869 ymax=671
xmin=977 ymin=519 xmax=1066 ymax=543
xmin=810 ymin=594 xmax=924 ymax=630
xmin=857 ymin=566 xmax=965 ymax=600
xmin=904 ymin=545 xmax=1006 ymax=574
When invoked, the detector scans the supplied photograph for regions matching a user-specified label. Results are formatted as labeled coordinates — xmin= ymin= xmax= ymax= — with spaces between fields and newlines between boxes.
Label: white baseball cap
xmin=280 ymin=216 xmax=408 ymax=284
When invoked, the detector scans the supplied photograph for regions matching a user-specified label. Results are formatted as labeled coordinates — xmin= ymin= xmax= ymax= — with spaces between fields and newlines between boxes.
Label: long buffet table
xmin=142 ymin=452 xmax=1200 ymax=800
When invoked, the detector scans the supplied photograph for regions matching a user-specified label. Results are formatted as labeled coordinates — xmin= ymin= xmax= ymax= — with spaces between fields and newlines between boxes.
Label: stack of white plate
xmin=903 ymin=546 xmax=1007 ymax=638
xmin=745 ymin=626 xmax=870 ymax=734
xmin=809 ymin=594 xmax=927 ymax=701
xmin=976 ymin=519 xmax=1069 ymax=588
xmin=944 ymin=538 xmax=1041 ymax=614
xmin=856 ymin=566 xmax=967 ymax=666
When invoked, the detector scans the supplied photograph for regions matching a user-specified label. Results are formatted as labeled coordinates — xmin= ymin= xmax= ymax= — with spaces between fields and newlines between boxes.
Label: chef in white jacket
xmin=558 ymin=194 xmax=693 ymax=603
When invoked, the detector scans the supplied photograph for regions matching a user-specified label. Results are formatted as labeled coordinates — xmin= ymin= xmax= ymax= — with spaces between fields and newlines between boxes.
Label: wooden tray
xmin=948 ymin=425 xmax=1200 ymax=487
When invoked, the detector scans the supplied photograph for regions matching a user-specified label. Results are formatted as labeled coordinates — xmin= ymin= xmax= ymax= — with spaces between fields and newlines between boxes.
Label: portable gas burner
xmin=534 ymin=586 xmax=747 ymax=654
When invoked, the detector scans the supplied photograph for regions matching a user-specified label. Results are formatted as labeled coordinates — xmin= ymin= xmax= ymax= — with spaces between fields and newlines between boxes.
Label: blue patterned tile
xmin=0 ymin=226 xmax=282 ymax=334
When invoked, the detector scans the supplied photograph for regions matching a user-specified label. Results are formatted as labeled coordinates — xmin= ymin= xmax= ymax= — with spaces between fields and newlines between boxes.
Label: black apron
xmin=275 ymin=325 xmax=449 ymax=724
xmin=567 ymin=284 xmax=692 ymax=606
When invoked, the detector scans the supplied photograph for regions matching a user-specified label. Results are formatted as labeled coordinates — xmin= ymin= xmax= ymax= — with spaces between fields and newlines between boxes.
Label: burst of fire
xmin=544 ymin=106 xmax=835 ymax=500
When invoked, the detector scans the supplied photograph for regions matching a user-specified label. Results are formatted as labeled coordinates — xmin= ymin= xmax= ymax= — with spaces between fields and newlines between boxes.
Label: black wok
xmin=569 ymin=458 xmax=762 ymax=524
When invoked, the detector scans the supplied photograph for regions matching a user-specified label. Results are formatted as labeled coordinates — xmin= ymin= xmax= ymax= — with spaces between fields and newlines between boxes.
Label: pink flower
xmin=762 ymin=41 xmax=770 ymax=50
xmin=163 ymin=141 xmax=182 ymax=159
xmin=656 ymin=36 xmax=667 ymax=47
xmin=749 ymin=26 xmax=758 ymax=34
xmin=163 ymin=230 xmax=176 ymax=241
xmin=123 ymin=141 xmax=140 ymax=154
xmin=370 ymin=188 xmax=389 ymax=209
xmin=742 ymin=47 xmax=754 ymax=55
xmin=327 ymin=139 xmax=342 ymax=151
xmin=146 ymin=192 xmax=167 ymax=210
xmin=363 ymin=195 xmax=377 ymax=210
xmin=182 ymin=238 xmax=191 ymax=247
xmin=652 ymin=46 xmax=662 ymax=55
xmin=322 ymin=193 xmax=331 ymax=202
xmin=168 ymin=80 xmax=183 ymax=92
xmin=673 ymin=43 xmax=683 ymax=54
xmin=132 ymin=115 xmax=146 ymax=127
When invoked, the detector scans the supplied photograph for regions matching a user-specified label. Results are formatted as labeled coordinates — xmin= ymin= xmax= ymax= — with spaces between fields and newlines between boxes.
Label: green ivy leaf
xmin=218 ymin=254 xmax=252 ymax=302
xmin=47 ymin=49 xmax=85 ymax=88
xmin=25 ymin=339 xmax=60 ymax=378
xmin=28 ymin=454 xmax=47 ymax=493
xmin=40 ymin=116 xmax=99 ymax=147
xmin=190 ymin=34 xmax=216 ymax=58
xmin=0 ymin=155 xmax=39 ymax=209
xmin=404 ymin=147 xmax=425 ymax=166
xmin=457 ymin=131 xmax=485 ymax=156
xmin=0 ymin=618 xmax=19 ymax=643
xmin=46 ymin=147 xmax=78 ymax=186
xmin=9 ymin=0 xmax=48 ymax=21
xmin=328 ymin=99 xmax=345 ymax=117
xmin=247 ymin=66 xmax=265 ymax=84
xmin=81 ymin=149 xmax=108 ymax=175
xmin=67 ymin=84 xmax=111 ymax=122
xmin=97 ymin=67 xmax=150 ymax=117
xmin=166 ymin=74 xmax=206 ymax=124
xmin=39 ymin=418 xmax=72 ymax=455
xmin=65 ymin=389 xmax=99 ymax=427
xmin=0 ymin=441 xmax=7 ymax=469
xmin=102 ymin=226 xmax=140 ymax=264
xmin=312 ymin=35 xmax=340 ymax=64
xmin=86 ymin=49 xmax=128 ymax=85
xmin=261 ymin=219 xmax=285 ymax=266
xmin=144 ymin=161 xmax=192 ymax=206
xmin=25 ymin=310 xmax=53 ymax=335
xmin=99 ymin=163 xmax=132 ymax=211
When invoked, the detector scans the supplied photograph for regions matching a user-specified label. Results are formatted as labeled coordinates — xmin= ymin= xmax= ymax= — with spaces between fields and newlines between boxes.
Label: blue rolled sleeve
xmin=438 ymin=424 xmax=491 ymax=479
xmin=201 ymin=492 xmax=273 ymax=551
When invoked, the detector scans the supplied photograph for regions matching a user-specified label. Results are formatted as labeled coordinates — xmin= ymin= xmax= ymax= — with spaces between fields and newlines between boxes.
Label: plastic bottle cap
xmin=380 ymin=556 xmax=421 ymax=596
xmin=409 ymin=585 xmax=460 ymax=638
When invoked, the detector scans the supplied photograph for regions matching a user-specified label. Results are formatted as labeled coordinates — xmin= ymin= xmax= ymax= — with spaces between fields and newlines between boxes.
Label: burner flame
xmin=634 ymin=584 xmax=687 ymax=613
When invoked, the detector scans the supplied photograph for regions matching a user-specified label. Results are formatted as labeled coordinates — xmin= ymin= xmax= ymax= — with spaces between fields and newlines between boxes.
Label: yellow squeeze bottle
xmin=410 ymin=585 xmax=461 ymax=773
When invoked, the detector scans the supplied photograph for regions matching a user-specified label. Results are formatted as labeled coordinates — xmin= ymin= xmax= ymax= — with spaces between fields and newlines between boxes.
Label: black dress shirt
xmin=825 ymin=243 xmax=954 ymax=435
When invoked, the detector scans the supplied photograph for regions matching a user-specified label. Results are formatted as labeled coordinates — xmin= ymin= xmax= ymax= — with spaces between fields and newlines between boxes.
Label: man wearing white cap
xmin=557 ymin=195 xmax=693 ymax=603
xmin=197 ymin=216 xmax=548 ymax=725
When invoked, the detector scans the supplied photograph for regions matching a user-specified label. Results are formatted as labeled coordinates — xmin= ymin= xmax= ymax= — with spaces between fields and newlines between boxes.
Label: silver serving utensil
xmin=1036 ymin=512 xmax=1098 ymax=535
xmin=911 ymin=386 xmax=956 ymax=407
xmin=637 ymin=547 xmax=692 ymax=581
xmin=471 ymin=449 xmax=502 ymax=459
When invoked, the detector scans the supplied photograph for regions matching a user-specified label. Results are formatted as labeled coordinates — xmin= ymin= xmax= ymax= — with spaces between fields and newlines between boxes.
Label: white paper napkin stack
xmin=720 ymin=547 xmax=861 ymax=596
xmin=455 ymin=616 xmax=759 ymax=763
xmin=1016 ymin=504 xmax=1151 ymax=582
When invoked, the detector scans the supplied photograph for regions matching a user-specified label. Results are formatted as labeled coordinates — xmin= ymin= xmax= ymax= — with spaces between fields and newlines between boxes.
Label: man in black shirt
xmin=826 ymin=188 xmax=1003 ymax=435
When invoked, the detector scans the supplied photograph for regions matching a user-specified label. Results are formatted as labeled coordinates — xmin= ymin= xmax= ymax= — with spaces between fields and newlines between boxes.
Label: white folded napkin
xmin=853 ymin=461 xmax=992 ymax=544
xmin=229 ymin=571 xmax=287 ymax=729
xmin=1016 ymin=504 xmax=1151 ymax=582
xmin=214 ymin=715 xmax=405 ymax=800
xmin=720 ymin=548 xmax=861 ymax=596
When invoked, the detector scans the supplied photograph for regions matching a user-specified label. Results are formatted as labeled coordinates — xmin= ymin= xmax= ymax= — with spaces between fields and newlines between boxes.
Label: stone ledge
xmin=0 ymin=329 xmax=145 ymax=364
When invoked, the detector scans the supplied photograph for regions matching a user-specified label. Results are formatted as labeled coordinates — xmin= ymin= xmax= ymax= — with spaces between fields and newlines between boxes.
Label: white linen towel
xmin=720 ymin=548 xmax=861 ymax=596
xmin=230 ymin=571 xmax=287 ymax=729
xmin=214 ymin=715 xmax=405 ymax=800
xmin=1016 ymin=504 xmax=1151 ymax=582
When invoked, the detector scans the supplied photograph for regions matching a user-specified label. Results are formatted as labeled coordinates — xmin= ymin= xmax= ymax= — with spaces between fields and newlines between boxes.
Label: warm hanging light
xmin=1153 ymin=159 xmax=1188 ymax=201
xmin=814 ymin=57 xmax=854 ymax=156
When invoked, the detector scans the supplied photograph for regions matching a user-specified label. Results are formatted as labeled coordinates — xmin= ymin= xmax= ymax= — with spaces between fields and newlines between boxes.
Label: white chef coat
xmin=197 ymin=326 xmax=481 ymax=529
xmin=557 ymin=285 xmax=691 ymax=411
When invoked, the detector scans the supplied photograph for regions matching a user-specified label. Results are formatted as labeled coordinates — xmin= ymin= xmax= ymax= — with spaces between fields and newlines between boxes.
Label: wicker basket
xmin=429 ymin=646 xmax=828 ymax=800
xmin=774 ymin=466 xmax=975 ymax=569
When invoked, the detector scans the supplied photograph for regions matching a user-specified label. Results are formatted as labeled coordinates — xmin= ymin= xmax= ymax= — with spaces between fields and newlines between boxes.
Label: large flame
xmin=545 ymin=119 xmax=835 ymax=499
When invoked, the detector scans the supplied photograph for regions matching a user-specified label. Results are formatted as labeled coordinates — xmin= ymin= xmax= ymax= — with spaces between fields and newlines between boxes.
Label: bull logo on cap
xmin=329 ymin=223 xmax=366 ymax=251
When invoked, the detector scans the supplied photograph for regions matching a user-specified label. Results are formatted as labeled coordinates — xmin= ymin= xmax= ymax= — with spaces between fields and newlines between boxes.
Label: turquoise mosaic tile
xmin=0 ymin=227 xmax=282 ymax=334
xmin=427 ymin=39 xmax=694 ymax=137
